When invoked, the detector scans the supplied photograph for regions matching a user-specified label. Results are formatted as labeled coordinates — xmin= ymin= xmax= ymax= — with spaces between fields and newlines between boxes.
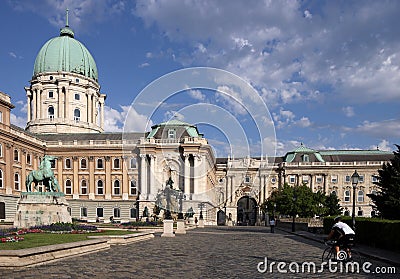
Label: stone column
xmin=57 ymin=156 xmax=63 ymax=193
xmin=31 ymin=90 xmax=36 ymax=122
xmin=184 ymin=154 xmax=190 ymax=195
xmin=230 ymin=176 xmax=234 ymax=203
xmin=92 ymin=96 xmax=96 ymax=125
xmin=87 ymin=94 xmax=92 ymax=123
xmin=72 ymin=156 xmax=79 ymax=199
xmin=122 ymin=156 xmax=129 ymax=200
xmin=65 ymin=87 xmax=69 ymax=120
xmin=100 ymin=99 xmax=105 ymax=129
xmin=26 ymin=92 xmax=31 ymax=122
xmin=105 ymin=156 xmax=111 ymax=199
xmin=36 ymin=89 xmax=41 ymax=119
xmin=89 ymin=156 xmax=95 ymax=199
xmin=149 ymin=155 xmax=156 ymax=198
xmin=193 ymin=154 xmax=200 ymax=195
xmin=58 ymin=86 xmax=63 ymax=119
xmin=140 ymin=154 xmax=147 ymax=199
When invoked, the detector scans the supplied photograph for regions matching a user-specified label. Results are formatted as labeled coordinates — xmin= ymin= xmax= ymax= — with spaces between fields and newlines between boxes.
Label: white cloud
xmin=163 ymin=110 xmax=185 ymax=122
xmin=10 ymin=113 xmax=26 ymax=128
xmin=139 ymin=62 xmax=150 ymax=68
xmin=345 ymin=119 xmax=400 ymax=138
xmin=105 ymin=105 xmax=151 ymax=132
xmin=9 ymin=52 xmax=17 ymax=58
xmin=342 ymin=106 xmax=355 ymax=117
xmin=370 ymin=139 xmax=392 ymax=151
xmin=296 ymin=116 xmax=312 ymax=128
xmin=189 ymin=89 xmax=206 ymax=101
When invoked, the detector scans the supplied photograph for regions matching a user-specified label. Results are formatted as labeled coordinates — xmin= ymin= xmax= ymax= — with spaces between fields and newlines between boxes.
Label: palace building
xmin=0 ymin=20 xmax=393 ymax=225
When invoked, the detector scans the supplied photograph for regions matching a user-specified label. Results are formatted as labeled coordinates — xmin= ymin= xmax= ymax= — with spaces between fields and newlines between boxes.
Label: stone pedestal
xmin=161 ymin=219 xmax=175 ymax=237
xmin=175 ymin=219 xmax=186 ymax=234
xmin=198 ymin=218 xmax=205 ymax=228
xmin=14 ymin=192 xmax=72 ymax=228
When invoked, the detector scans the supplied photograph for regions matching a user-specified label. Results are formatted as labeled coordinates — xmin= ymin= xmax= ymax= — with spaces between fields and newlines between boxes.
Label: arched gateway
xmin=237 ymin=196 xmax=257 ymax=226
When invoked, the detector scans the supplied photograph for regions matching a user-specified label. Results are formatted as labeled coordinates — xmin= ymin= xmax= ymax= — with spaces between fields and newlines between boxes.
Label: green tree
xmin=323 ymin=192 xmax=342 ymax=216
xmin=261 ymin=184 xmax=342 ymax=218
xmin=368 ymin=145 xmax=400 ymax=219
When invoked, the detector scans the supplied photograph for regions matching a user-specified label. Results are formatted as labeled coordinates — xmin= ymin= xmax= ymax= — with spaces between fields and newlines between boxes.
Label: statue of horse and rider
xmin=26 ymin=155 xmax=61 ymax=193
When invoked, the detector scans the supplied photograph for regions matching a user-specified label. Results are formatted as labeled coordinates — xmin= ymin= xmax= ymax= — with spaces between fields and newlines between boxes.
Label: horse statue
xmin=26 ymin=155 xmax=61 ymax=193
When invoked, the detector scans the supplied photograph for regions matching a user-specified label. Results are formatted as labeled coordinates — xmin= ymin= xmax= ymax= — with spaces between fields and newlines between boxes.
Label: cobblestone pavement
xmin=0 ymin=227 xmax=398 ymax=278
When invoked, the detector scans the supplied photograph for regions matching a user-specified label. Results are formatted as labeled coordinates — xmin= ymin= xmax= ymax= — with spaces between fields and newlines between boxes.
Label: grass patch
xmin=0 ymin=230 xmax=136 ymax=250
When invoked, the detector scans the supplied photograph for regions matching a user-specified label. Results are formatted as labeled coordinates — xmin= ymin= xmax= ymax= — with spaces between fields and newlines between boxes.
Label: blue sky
xmin=1 ymin=0 xmax=399 ymax=157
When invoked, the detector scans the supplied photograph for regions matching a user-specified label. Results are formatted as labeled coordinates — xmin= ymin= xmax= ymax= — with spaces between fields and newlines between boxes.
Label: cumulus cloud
xmin=370 ymin=139 xmax=393 ymax=151
xmin=344 ymin=119 xmax=400 ymax=138
xmin=189 ymin=89 xmax=206 ymax=101
xmin=10 ymin=113 xmax=26 ymax=128
xmin=105 ymin=105 xmax=151 ymax=132
xmin=342 ymin=106 xmax=355 ymax=117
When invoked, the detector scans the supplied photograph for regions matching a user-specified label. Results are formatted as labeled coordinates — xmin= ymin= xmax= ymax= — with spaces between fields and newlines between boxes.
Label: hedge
xmin=323 ymin=216 xmax=400 ymax=252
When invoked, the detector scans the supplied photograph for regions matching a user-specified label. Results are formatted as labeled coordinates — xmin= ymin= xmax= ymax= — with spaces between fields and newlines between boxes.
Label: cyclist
xmin=325 ymin=216 xmax=355 ymax=259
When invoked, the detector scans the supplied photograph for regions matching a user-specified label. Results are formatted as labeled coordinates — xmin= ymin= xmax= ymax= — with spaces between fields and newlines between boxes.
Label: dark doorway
xmin=217 ymin=209 xmax=226 ymax=225
xmin=237 ymin=196 xmax=257 ymax=226
xmin=0 ymin=202 xmax=5 ymax=219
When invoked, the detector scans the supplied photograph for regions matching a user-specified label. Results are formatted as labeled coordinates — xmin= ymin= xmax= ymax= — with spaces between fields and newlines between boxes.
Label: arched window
xmin=65 ymin=158 xmax=71 ymax=169
xmin=97 ymin=180 xmax=104 ymax=195
xmin=0 ymin=143 xmax=3 ymax=157
xmin=14 ymin=173 xmax=20 ymax=190
xmin=80 ymin=158 xmax=87 ymax=169
xmin=74 ymin=108 xmax=80 ymax=121
xmin=97 ymin=158 xmax=104 ymax=169
xmin=48 ymin=106 xmax=55 ymax=119
xmin=130 ymin=180 xmax=137 ymax=195
xmin=14 ymin=149 xmax=19 ymax=162
xmin=81 ymin=180 xmax=88 ymax=195
xmin=344 ymin=190 xmax=350 ymax=202
xmin=357 ymin=190 xmax=364 ymax=202
xmin=331 ymin=190 xmax=337 ymax=196
xmin=113 ymin=180 xmax=120 ymax=195
xmin=74 ymin=93 xmax=80 ymax=101
xmin=113 ymin=158 xmax=120 ymax=169
xmin=0 ymin=169 xmax=3 ymax=188
xmin=65 ymin=179 xmax=72 ymax=195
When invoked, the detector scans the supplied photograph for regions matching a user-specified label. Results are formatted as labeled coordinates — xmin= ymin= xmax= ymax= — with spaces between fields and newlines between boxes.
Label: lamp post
xmin=351 ymin=170 xmax=360 ymax=231
xmin=177 ymin=190 xmax=186 ymax=220
xmin=135 ymin=191 xmax=140 ymax=222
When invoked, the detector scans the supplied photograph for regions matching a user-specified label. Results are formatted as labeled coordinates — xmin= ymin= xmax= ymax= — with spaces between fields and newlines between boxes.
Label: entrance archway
xmin=237 ymin=196 xmax=257 ymax=226
xmin=217 ymin=209 xmax=226 ymax=226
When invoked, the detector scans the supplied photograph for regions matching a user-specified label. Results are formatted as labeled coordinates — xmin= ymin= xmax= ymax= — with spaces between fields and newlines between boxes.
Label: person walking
xmin=269 ymin=218 xmax=275 ymax=233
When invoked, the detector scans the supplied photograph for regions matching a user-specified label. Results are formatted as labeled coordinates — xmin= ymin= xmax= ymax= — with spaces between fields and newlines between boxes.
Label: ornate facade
xmin=0 ymin=20 xmax=394 ymax=225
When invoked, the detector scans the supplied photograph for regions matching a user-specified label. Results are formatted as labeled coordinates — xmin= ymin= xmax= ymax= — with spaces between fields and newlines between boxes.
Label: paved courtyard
xmin=0 ymin=227 xmax=398 ymax=278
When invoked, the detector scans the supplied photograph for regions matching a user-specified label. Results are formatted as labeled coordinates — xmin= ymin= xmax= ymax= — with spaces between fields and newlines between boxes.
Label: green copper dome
xmin=33 ymin=25 xmax=98 ymax=81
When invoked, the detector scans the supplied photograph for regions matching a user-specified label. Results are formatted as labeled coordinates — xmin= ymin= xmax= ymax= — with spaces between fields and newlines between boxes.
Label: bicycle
xmin=322 ymin=240 xmax=363 ymax=263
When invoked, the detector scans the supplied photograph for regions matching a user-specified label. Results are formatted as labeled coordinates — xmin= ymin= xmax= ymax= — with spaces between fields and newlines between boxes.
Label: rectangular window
xmin=80 ymin=207 xmax=88 ymax=218
xmin=113 ymin=208 xmax=120 ymax=218
xmin=130 ymin=180 xmax=137 ymax=195
xmin=168 ymin=129 xmax=176 ymax=139
xmin=130 ymin=158 xmax=137 ymax=169
xmin=316 ymin=176 xmax=322 ymax=183
xmin=302 ymin=175 xmax=309 ymax=184
xmin=289 ymin=176 xmax=296 ymax=184
xmin=0 ymin=111 xmax=3 ymax=123
xmin=371 ymin=175 xmax=378 ymax=183
xmin=359 ymin=175 xmax=364 ymax=183
xmin=345 ymin=175 xmax=351 ymax=183
xmin=244 ymin=176 xmax=251 ymax=183
xmin=26 ymin=154 xmax=31 ymax=165
xmin=130 ymin=208 xmax=137 ymax=219
xmin=48 ymin=91 xmax=54 ymax=98
xmin=331 ymin=175 xmax=338 ymax=184
xmin=96 ymin=208 xmax=104 ymax=218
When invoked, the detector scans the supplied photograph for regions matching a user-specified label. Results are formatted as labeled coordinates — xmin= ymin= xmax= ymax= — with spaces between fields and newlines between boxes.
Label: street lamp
xmin=351 ymin=170 xmax=360 ymax=231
